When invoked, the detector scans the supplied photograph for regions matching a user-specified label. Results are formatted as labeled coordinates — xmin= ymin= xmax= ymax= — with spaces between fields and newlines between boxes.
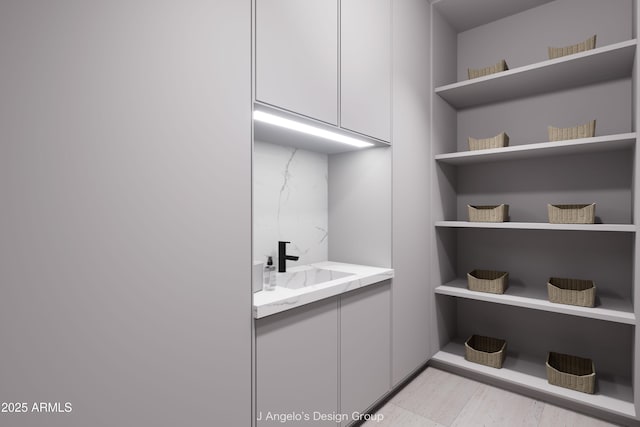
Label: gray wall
xmin=431 ymin=2 xmax=460 ymax=354
xmin=0 ymin=2 xmax=251 ymax=426
xmin=457 ymin=229 xmax=633 ymax=301
xmin=457 ymin=299 xmax=634 ymax=381
xmin=456 ymin=0 xmax=633 ymax=83
xmin=457 ymin=79 xmax=633 ymax=151
xmin=456 ymin=149 xmax=633 ymax=224
xmin=391 ymin=0 xmax=433 ymax=385
xmin=633 ymin=0 xmax=640 ymax=416
xmin=328 ymin=148 xmax=391 ymax=268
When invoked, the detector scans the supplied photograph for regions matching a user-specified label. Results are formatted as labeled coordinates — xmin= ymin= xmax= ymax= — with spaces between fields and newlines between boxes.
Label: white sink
xmin=277 ymin=266 xmax=354 ymax=289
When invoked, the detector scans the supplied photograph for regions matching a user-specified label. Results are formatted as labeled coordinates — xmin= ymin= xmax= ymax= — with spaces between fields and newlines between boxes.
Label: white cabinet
xmin=255 ymin=0 xmax=338 ymax=125
xmin=256 ymin=298 xmax=338 ymax=426
xmin=255 ymin=0 xmax=392 ymax=142
xmin=255 ymin=283 xmax=392 ymax=427
xmin=341 ymin=0 xmax=392 ymax=141
xmin=339 ymin=282 xmax=391 ymax=426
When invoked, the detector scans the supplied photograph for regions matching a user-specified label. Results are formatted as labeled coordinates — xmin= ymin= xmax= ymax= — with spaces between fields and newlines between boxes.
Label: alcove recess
xmin=253 ymin=103 xmax=392 ymax=270
xmin=429 ymin=0 xmax=639 ymax=422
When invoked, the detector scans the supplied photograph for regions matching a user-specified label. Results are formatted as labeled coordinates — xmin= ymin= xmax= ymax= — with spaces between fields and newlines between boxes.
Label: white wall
xmin=253 ymin=141 xmax=328 ymax=266
xmin=0 ymin=1 xmax=251 ymax=426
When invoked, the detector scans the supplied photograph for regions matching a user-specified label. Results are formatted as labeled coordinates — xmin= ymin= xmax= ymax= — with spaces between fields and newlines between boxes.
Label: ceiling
xmin=433 ymin=0 xmax=555 ymax=32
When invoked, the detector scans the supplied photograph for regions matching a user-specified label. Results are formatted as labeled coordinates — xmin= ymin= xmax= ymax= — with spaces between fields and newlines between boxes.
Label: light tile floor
xmin=363 ymin=367 xmax=622 ymax=427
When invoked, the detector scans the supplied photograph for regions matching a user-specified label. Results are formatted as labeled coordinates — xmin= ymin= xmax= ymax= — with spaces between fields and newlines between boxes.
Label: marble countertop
xmin=253 ymin=261 xmax=394 ymax=318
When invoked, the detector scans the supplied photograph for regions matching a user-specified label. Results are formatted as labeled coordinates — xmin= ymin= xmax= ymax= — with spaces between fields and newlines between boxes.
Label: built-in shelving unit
xmin=430 ymin=0 xmax=639 ymax=422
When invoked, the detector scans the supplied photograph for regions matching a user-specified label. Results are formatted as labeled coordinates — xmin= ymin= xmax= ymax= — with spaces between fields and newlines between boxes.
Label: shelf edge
xmin=434 ymin=133 xmax=637 ymax=164
xmin=435 ymin=221 xmax=637 ymax=233
xmin=435 ymin=284 xmax=635 ymax=325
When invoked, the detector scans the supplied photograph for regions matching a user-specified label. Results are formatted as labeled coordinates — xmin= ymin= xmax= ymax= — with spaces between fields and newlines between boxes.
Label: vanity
xmin=252 ymin=130 xmax=393 ymax=426
xmin=254 ymin=264 xmax=393 ymax=427
xmin=251 ymin=0 xmax=396 ymax=424
xmin=252 ymin=110 xmax=393 ymax=426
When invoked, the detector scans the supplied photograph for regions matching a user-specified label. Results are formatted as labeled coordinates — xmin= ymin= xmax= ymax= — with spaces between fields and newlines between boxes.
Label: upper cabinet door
xmin=341 ymin=0 xmax=392 ymax=142
xmin=256 ymin=0 xmax=339 ymax=125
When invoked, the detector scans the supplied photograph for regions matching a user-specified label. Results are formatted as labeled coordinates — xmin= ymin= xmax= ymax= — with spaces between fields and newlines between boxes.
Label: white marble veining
xmin=253 ymin=261 xmax=394 ymax=318
xmin=276 ymin=265 xmax=354 ymax=290
xmin=253 ymin=141 xmax=328 ymax=267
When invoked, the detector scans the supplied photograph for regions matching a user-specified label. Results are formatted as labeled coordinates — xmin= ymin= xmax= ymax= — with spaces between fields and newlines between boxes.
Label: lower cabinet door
xmin=256 ymin=297 xmax=339 ymax=426
xmin=340 ymin=281 xmax=391 ymax=426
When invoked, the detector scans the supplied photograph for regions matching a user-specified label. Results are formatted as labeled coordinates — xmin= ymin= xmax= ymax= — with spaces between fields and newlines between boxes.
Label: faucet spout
xmin=278 ymin=241 xmax=299 ymax=273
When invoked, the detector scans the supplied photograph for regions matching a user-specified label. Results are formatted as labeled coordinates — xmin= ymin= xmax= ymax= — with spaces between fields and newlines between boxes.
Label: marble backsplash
xmin=253 ymin=141 xmax=328 ymax=267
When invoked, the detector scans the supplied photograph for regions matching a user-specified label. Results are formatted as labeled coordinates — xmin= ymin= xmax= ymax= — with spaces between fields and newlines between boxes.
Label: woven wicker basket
xmin=547 ymin=203 xmax=595 ymax=224
xmin=548 ymin=35 xmax=597 ymax=59
xmin=468 ymin=59 xmax=509 ymax=79
xmin=548 ymin=277 xmax=596 ymax=308
xmin=468 ymin=132 xmax=510 ymax=151
xmin=465 ymin=335 xmax=507 ymax=369
xmin=467 ymin=270 xmax=508 ymax=294
xmin=546 ymin=351 xmax=595 ymax=394
xmin=548 ymin=120 xmax=596 ymax=141
xmin=468 ymin=204 xmax=509 ymax=222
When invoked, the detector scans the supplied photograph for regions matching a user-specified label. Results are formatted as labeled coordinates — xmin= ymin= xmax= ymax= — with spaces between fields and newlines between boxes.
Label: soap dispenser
xmin=263 ymin=256 xmax=276 ymax=291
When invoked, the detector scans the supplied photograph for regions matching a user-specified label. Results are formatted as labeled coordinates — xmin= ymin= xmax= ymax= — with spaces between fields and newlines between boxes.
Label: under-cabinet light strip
xmin=253 ymin=110 xmax=374 ymax=148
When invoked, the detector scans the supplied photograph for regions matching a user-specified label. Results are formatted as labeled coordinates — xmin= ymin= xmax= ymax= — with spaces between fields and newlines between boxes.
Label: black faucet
xmin=278 ymin=241 xmax=299 ymax=272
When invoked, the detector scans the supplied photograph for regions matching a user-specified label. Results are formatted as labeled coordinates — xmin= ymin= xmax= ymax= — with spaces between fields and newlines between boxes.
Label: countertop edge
xmin=253 ymin=263 xmax=394 ymax=319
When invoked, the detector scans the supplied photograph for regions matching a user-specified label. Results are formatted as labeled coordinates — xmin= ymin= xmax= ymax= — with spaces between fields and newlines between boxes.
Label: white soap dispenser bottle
xmin=263 ymin=256 xmax=276 ymax=291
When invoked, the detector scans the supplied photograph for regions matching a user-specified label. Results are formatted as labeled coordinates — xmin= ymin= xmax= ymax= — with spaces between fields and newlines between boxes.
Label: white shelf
xmin=436 ymin=279 xmax=635 ymax=325
xmin=435 ymin=40 xmax=636 ymax=109
xmin=431 ymin=341 xmax=636 ymax=419
xmin=435 ymin=221 xmax=636 ymax=233
xmin=435 ymin=133 xmax=636 ymax=166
